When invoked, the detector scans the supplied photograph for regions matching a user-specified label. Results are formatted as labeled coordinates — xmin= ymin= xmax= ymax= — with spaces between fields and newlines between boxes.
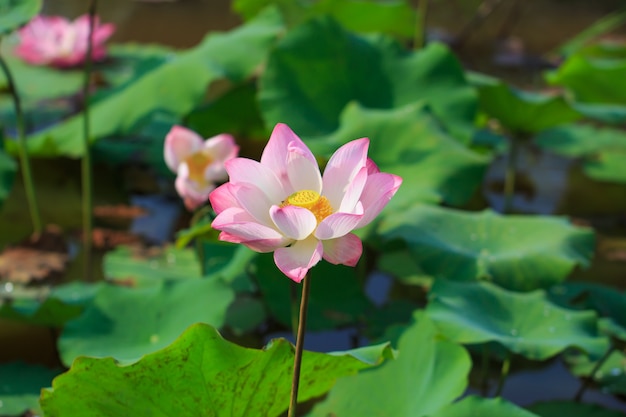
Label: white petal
xmin=273 ymin=236 xmax=323 ymax=283
xmin=270 ymin=205 xmax=317 ymax=240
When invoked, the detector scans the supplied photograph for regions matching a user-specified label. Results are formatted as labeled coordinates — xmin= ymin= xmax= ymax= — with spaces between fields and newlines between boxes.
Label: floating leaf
xmin=0 ymin=0 xmax=41 ymax=34
xmin=546 ymin=54 xmax=626 ymax=104
xmin=430 ymin=396 xmax=540 ymax=417
xmin=378 ymin=205 xmax=594 ymax=291
xmin=6 ymin=7 xmax=283 ymax=157
xmin=535 ymin=124 xmax=626 ymax=184
xmin=548 ymin=282 xmax=626 ymax=342
xmin=103 ymin=244 xmax=202 ymax=287
xmin=259 ymin=17 xmax=477 ymax=139
xmin=469 ymin=71 xmax=581 ymax=134
xmin=528 ymin=401 xmax=626 ymax=417
xmin=567 ymin=349 xmax=626 ymax=396
xmin=426 ymin=279 xmax=608 ymax=360
xmin=0 ymin=362 xmax=60 ymax=417
xmin=58 ymin=278 xmax=234 ymax=365
xmin=307 ymin=312 xmax=471 ymax=417
xmin=308 ymin=102 xmax=488 ymax=208
xmin=42 ymin=323 xmax=393 ymax=417
xmin=0 ymin=296 xmax=82 ymax=327
xmin=233 ymin=0 xmax=415 ymax=39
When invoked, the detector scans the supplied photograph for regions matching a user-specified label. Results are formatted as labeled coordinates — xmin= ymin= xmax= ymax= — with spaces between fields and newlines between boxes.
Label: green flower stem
xmin=290 ymin=281 xmax=298 ymax=339
xmin=494 ymin=353 xmax=511 ymax=397
xmin=288 ymin=273 xmax=312 ymax=417
xmin=503 ymin=137 xmax=519 ymax=214
xmin=413 ymin=0 xmax=429 ymax=49
xmin=574 ymin=345 xmax=616 ymax=402
xmin=81 ymin=0 xmax=97 ymax=280
xmin=0 ymin=48 xmax=42 ymax=236
xmin=189 ymin=205 xmax=213 ymax=276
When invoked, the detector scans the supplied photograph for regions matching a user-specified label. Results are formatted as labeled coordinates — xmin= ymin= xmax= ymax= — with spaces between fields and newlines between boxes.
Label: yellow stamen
xmin=281 ymin=190 xmax=333 ymax=223
xmin=184 ymin=151 xmax=213 ymax=184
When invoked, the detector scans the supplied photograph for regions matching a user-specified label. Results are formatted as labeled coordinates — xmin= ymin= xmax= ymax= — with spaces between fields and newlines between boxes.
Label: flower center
xmin=282 ymin=190 xmax=333 ymax=223
xmin=184 ymin=151 xmax=213 ymax=184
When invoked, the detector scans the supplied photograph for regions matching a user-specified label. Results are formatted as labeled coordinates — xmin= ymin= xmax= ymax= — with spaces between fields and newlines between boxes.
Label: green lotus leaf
xmin=378 ymin=204 xmax=594 ymax=291
xmin=567 ymin=349 xmax=626 ymax=396
xmin=548 ymin=282 xmax=626 ymax=342
xmin=58 ymin=278 xmax=234 ymax=365
xmin=259 ymin=16 xmax=477 ymax=140
xmin=186 ymin=82 xmax=267 ymax=141
xmin=233 ymin=0 xmax=415 ymax=40
xmin=535 ymin=124 xmax=626 ymax=184
xmin=0 ymin=54 xmax=83 ymax=102
xmin=0 ymin=296 xmax=82 ymax=327
xmin=469 ymin=71 xmax=581 ymax=134
xmin=253 ymin=252 xmax=372 ymax=331
xmin=307 ymin=102 xmax=489 ymax=208
xmin=6 ymin=7 xmax=283 ymax=157
xmin=0 ymin=362 xmax=60 ymax=417
xmin=0 ymin=146 xmax=16 ymax=209
xmin=528 ymin=401 xmax=626 ymax=417
xmin=42 ymin=323 xmax=393 ymax=417
xmin=103 ymin=245 xmax=202 ymax=287
xmin=429 ymin=396 xmax=540 ymax=417
xmin=426 ymin=279 xmax=608 ymax=360
xmin=546 ymin=54 xmax=626 ymax=104
xmin=0 ymin=0 xmax=41 ymax=34
xmin=307 ymin=312 xmax=471 ymax=417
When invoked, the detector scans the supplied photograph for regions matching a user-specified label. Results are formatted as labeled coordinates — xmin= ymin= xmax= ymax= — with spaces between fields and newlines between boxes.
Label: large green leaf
xmin=425 ymin=280 xmax=608 ymax=360
xmin=58 ymin=278 xmax=234 ymax=365
xmin=546 ymin=54 xmax=626 ymax=104
xmin=233 ymin=0 xmax=415 ymax=39
xmin=430 ymin=396 xmax=540 ymax=417
xmin=0 ymin=147 xmax=16 ymax=209
xmin=0 ymin=296 xmax=82 ymax=327
xmin=259 ymin=17 xmax=477 ymax=139
xmin=42 ymin=323 xmax=393 ymax=417
xmin=378 ymin=205 xmax=595 ymax=291
xmin=0 ymin=0 xmax=41 ymax=34
xmin=548 ymin=282 xmax=626 ymax=342
xmin=0 ymin=362 xmax=60 ymax=417
xmin=528 ymin=401 xmax=626 ymax=417
xmin=535 ymin=124 xmax=626 ymax=184
xmin=6 ymin=7 xmax=283 ymax=157
xmin=567 ymin=349 xmax=626 ymax=396
xmin=307 ymin=312 xmax=471 ymax=417
xmin=469 ymin=71 xmax=581 ymax=134
xmin=308 ymin=102 xmax=489 ymax=208
xmin=253 ymin=252 xmax=372 ymax=331
xmin=103 ymin=245 xmax=203 ymax=287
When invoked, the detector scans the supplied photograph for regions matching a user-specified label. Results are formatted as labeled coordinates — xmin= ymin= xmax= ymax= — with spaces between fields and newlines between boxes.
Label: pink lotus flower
xmin=14 ymin=15 xmax=115 ymax=68
xmin=164 ymin=126 xmax=239 ymax=211
xmin=210 ymin=123 xmax=402 ymax=282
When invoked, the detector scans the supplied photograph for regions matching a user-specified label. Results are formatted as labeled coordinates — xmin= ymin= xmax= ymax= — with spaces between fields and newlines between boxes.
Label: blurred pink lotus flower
xmin=14 ymin=15 xmax=115 ymax=68
xmin=210 ymin=123 xmax=402 ymax=282
xmin=164 ymin=126 xmax=239 ymax=211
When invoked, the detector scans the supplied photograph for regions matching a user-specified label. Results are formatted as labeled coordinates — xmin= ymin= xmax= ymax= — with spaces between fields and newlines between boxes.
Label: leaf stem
xmin=574 ymin=345 xmax=616 ymax=402
xmin=288 ymin=273 xmax=311 ymax=417
xmin=0 ymin=47 xmax=42 ymax=236
xmin=81 ymin=0 xmax=97 ymax=280
xmin=190 ymin=205 xmax=213 ymax=276
xmin=494 ymin=352 xmax=511 ymax=397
